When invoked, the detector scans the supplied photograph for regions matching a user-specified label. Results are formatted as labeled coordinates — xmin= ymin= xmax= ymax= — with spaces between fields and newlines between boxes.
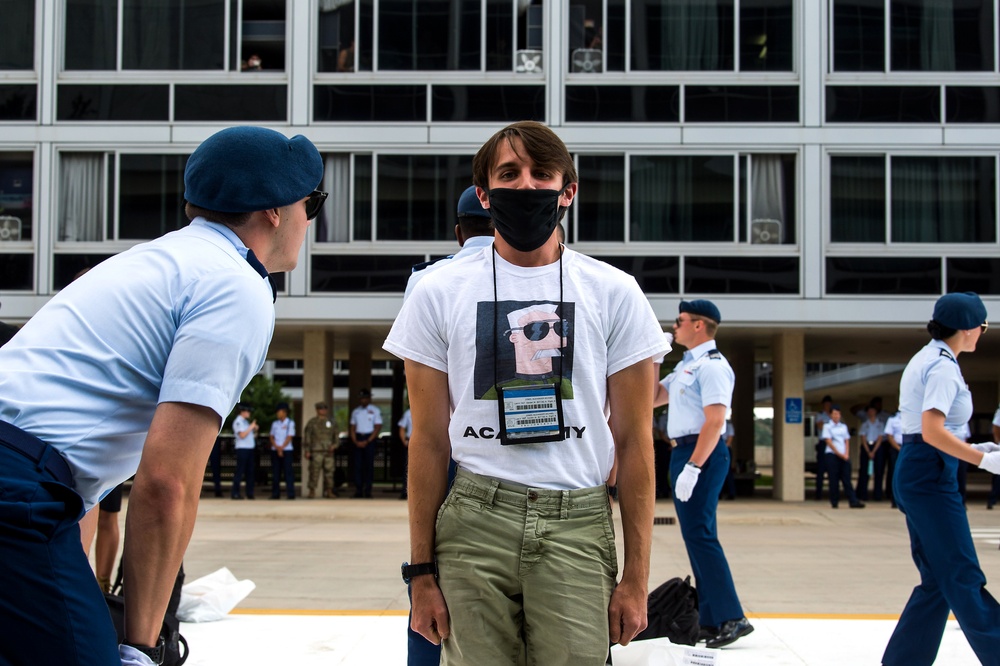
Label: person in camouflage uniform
xmin=303 ymin=401 xmax=338 ymax=498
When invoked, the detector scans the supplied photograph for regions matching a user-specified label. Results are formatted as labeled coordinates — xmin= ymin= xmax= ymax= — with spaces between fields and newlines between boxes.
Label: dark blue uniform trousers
xmin=0 ymin=441 xmax=119 ymax=665
xmin=883 ymin=438 xmax=1000 ymax=666
xmin=671 ymin=436 xmax=743 ymax=627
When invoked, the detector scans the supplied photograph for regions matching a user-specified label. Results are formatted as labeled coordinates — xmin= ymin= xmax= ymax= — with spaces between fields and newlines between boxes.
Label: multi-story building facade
xmin=3 ymin=1 xmax=1000 ymax=498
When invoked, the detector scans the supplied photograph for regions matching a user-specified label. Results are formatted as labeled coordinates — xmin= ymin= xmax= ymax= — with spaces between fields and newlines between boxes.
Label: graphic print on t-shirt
xmin=474 ymin=300 xmax=575 ymax=400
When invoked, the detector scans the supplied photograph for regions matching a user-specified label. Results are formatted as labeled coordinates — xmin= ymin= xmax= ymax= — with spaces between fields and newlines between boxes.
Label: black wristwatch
xmin=123 ymin=638 xmax=165 ymax=665
xmin=401 ymin=561 xmax=438 ymax=584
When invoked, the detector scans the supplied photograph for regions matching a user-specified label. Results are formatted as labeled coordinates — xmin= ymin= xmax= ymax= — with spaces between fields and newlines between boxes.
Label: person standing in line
xmin=269 ymin=402 xmax=296 ymax=500
xmin=398 ymin=408 xmax=412 ymax=501
xmin=303 ymin=401 xmax=338 ymax=499
xmin=386 ymin=121 xmax=668 ymax=664
xmin=721 ymin=419 xmax=737 ymax=501
xmin=814 ymin=395 xmax=834 ymax=501
xmin=856 ymin=404 xmax=883 ymax=502
xmin=231 ymin=403 xmax=258 ymax=500
xmin=822 ymin=406 xmax=865 ymax=509
xmin=653 ymin=299 xmax=754 ymax=649
xmin=349 ymin=389 xmax=382 ymax=498
xmin=989 ymin=405 xmax=1000 ymax=510
xmin=0 ymin=125 xmax=324 ymax=665
xmin=882 ymin=292 xmax=1000 ymax=666
xmin=653 ymin=408 xmax=672 ymax=499
xmin=883 ymin=410 xmax=903 ymax=508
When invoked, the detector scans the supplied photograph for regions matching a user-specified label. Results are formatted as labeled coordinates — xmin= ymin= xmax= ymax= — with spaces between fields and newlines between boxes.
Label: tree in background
xmin=226 ymin=374 xmax=289 ymax=431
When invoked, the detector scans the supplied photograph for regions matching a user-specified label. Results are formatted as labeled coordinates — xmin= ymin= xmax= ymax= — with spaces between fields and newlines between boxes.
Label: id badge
xmin=497 ymin=383 xmax=564 ymax=445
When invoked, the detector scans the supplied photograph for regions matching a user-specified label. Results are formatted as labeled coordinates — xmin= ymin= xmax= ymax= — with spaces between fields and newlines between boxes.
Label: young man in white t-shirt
xmin=385 ymin=121 xmax=669 ymax=665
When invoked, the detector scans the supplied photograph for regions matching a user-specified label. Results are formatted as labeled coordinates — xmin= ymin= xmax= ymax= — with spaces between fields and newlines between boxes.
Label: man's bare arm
xmin=124 ymin=401 xmax=220 ymax=646
xmin=405 ymin=359 xmax=453 ymax=645
xmin=607 ymin=358 xmax=655 ymax=646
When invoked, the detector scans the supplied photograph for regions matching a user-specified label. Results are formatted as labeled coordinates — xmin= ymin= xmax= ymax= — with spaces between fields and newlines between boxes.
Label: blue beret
xmin=933 ymin=292 xmax=987 ymax=330
xmin=275 ymin=402 xmax=290 ymax=412
xmin=679 ymin=299 xmax=722 ymax=324
xmin=184 ymin=127 xmax=323 ymax=213
xmin=457 ymin=185 xmax=490 ymax=218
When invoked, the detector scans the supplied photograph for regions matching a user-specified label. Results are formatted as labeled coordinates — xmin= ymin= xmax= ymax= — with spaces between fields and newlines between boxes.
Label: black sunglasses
xmin=509 ymin=319 xmax=570 ymax=341
xmin=304 ymin=190 xmax=329 ymax=220
xmin=982 ymin=321 xmax=989 ymax=335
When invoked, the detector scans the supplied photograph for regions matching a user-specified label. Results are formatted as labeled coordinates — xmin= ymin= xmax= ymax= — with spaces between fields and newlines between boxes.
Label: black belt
xmin=0 ymin=420 xmax=75 ymax=487
xmin=673 ymin=434 xmax=700 ymax=447
xmin=902 ymin=434 xmax=924 ymax=445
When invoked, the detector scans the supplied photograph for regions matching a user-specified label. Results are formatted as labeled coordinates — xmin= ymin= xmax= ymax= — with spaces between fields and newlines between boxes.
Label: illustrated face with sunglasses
xmin=506 ymin=310 xmax=570 ymax=376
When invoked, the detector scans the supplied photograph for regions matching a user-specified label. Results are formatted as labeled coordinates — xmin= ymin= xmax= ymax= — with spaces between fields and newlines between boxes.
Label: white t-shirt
xmin=384 ymin=246 xmax=669 ymax=490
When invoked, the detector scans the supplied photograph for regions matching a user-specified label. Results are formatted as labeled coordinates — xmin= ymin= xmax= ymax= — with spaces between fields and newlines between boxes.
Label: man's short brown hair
xmin=185 ymin=202 xmax=252 ymax=228
xmin=689 ymin=314 xmax=719 ymax=337
xmin=472 ymin=121 xmax=577 ymax=191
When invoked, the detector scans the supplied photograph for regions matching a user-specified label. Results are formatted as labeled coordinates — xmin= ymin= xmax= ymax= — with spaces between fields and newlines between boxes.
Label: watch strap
xmin=123 ymin=638 xmax=165 ymax=665
xmin=401 ymin=561 xmax=438 ymax=584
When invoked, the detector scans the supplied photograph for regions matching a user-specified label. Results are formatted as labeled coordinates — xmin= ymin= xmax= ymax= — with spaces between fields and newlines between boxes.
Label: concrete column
xmin=303 ymin=330 xmax=333 ymax=494
xmin=772 ymin=331 xmax=805 ymax=501
xmin=348 ymin=347 xmax=374 ymax=411
xmin=730 ymin=341 xmax=756 ymax=469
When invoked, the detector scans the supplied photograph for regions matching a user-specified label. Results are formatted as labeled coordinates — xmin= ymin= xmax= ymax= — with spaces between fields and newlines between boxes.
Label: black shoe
xmin=231 ymin=495 xmax=242 ymax=500
xmin=706 ymin=618 xmax=754 ymax=649
xmin=988 ymin=503 xmax=995 ymax=510
xmin=850 ymin=501 xmax=866 ymax=509
xmin=352 ymin=491 xmax=363 ymax=498
xmin=698 ymin=626 xmax=718 ymax=642
xmin=269 ymin=496 xmax=280 ymax=500
xmin=830 ymin=504 xmax=838 ymax=509
xmin=247 ymin=495 xmax=255 ymax=500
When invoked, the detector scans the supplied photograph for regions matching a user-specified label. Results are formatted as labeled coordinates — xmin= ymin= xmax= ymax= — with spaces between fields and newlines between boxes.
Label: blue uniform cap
xmin=932 ymin=292 xmax=987 ymax=331
xmin=276 ymin=402 xmax=290 ymax=412
xmin=457 ymin=186 xmax=491 ymax=219
xmin=184 ymin=126 xmax=323 ymax=213
xmin=679 ymin=299 xmax=722 ymax=324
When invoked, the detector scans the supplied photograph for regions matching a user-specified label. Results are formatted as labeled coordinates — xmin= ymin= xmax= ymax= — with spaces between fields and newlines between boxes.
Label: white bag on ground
xmin=176 ymin=567 xmax=256 ymax=622
xmin=610 ymin=637 xmax=720 ymax=666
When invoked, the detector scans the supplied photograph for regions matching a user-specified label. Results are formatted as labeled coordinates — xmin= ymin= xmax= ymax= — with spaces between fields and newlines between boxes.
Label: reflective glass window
xmin=376 ymin=156 xmax=474 ymax=241
xmin=832 ymin=0 xmax=885 ymax=71
xmin=57 ymin=85 xmax=170 ymax=121
xmin=591 ymin=255 xmax=679 ymax=293
xmin=826 ymin=257 xmax=940 ymax=294
xmin=0 ymin=0 xmax=35 ymax=70
xmin=118 ymin=155 xmax=186 ymax=240
xmin=0 ymin=85 xmax=37 ymax=121
xmin=685 ymin=256 xmax=799 ymax=294
xmin=891 ymin=0 xmax=993 ymax=71
xmin=946 ymin=87 xmax=1000 ymax=123
xmin=432 ymin=85 xmax=544 ymax=122
xmin=891 ymin=156 xmax=995 ymax=243
xmin=630 ymin=155 xmax=734 ymax=241
xmin=175 ymin=85 xmax=286 ymax=121
xmin=0 ymin=254 xmax=32 ymax=290
xmin=686 ymin=86 xmax=798 ymax=122
xmin=830 ymin=156 xmax=886 ymax=243
xmin=0 ymin=153 xmax=34 ymax=242
xmin=565 ymin=86 xmax=680 ymax=122
xmin=311 ymin=254 xmax=424 ymax=292
xmin=53 ymin=254 xmax=113 ymax=290
xmin=576 ymin=155 xmax=625 ymax=242
xmin=314 ymin=85 xmax=426 ymax=121
xmin=826 ymin=86 xmax=939 ymax=123
xmin=947 ymin=258 xmax=1000 ymax=294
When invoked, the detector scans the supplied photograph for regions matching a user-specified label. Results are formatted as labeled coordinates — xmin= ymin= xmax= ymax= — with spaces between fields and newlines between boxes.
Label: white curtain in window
xmin=317 ymin=154 xmax=351 ymax=242
xmin=920 ymin=0 xmax=956 ymax=70
xmin=751 ymin=155 xmax=785 ymax=241
xmin=60 ymin=154 xmax=104 ymax=242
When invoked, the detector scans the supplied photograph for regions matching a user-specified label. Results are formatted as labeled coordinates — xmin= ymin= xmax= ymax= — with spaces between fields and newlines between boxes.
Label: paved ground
xmin=105 ymin=488 xmax=1000 ymax=664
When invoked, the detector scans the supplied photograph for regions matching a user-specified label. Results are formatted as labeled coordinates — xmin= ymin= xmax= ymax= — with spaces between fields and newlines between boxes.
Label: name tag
xmin=497 ymin=384 xmax=564 ymax=445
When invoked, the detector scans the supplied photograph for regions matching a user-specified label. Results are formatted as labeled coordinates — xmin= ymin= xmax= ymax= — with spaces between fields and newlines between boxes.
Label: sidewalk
xmin=148 ymin=492 xmax=999 ymax=664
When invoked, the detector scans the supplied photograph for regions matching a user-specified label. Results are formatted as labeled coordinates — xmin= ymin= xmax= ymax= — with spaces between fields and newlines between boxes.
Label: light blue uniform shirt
xmin=0 ymin=218 xmax=275 ymax=510
xmin=859 ymin=419 xmax=883 ymax=445
xmin=662 ymin=340 xmax=734 ymax=440
xmin=884 ymin=413 xmax=903 ymax=443
xmin=270 ymin=418 xmax=295 ymax=450
xmin=398 ymin=409 xmax=413 ymax=438
xmin=821 ymin=421 xmax=851 ymax=456
xmin=899 ymin=340 xmax=973 ymax=436
xmin=233 ymin=415 xmax=256 ymax=450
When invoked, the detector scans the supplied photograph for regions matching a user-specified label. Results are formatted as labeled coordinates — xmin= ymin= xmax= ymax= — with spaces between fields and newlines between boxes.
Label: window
xmin=317 ymin=0 xmax=543 ymax=73
xmin=832 ymin=0 xmax=995 ymax=72
xmin=64 ymin=0 xmax=285 ymax=71
xmin=830 ymin=154 xmax=996 ymax=243
xmin=59 ymin=152 xmax=187 ymax=242
xmin=0 ymin=153 xmax=34 ymax=242
xmin=0 ymin=0 xmax=34 ymax=70
xmin=314 ymin=153 xmax=474 ymax=242
xmin=572 ymin=0 xmax=792 ymax=73
xmin=826 ymin=257 xmax=940 ymax=294
xmin=0 ymin=86 xmax=37 ymax=121
xmin=311 ymin=255 xmax=425 ymax=292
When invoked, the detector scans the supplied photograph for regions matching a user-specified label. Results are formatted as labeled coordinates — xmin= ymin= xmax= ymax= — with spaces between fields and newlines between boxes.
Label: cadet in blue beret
xmin=883 ymin=292 xmax=1000 ymax=665
xmin=652 ymin=299 xmax=753 ymax=649
xmin=0 ymin=126 xmax=324 ymax=665
xmin=403 ymin=185 xmax=495 ymax=301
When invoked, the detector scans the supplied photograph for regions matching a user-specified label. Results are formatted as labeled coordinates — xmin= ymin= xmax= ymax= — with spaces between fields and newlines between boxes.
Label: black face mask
xmin=487 ymin=187 xmax=565 ymax=252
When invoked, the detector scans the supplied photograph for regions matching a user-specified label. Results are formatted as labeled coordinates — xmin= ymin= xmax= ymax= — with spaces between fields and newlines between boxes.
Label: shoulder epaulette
xmin=410 ymin=255 xmax=452 ymax=274
xmin=939 ymin=348 xmax=956 ymax=363
xmin=707 ymin=350 xmax=723 ymax=359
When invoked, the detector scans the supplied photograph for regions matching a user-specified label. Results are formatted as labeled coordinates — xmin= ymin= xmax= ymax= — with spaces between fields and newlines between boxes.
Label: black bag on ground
xmin=105 ymin=559 xmax=189 ymax=665
xmin=634 ymin=575 xmax=700 ymax=646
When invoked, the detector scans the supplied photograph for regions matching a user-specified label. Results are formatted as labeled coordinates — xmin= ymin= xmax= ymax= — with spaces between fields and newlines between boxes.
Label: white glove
xmin=971 ymin=442 xmax=1000 ymax=454
xmin=119 ymin=645 xmax=157 ymax=666
xmin=979 ymin=451 xmax=1000 ymax=475
xmin=674 ymin=463 xmax=701 ymax=502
